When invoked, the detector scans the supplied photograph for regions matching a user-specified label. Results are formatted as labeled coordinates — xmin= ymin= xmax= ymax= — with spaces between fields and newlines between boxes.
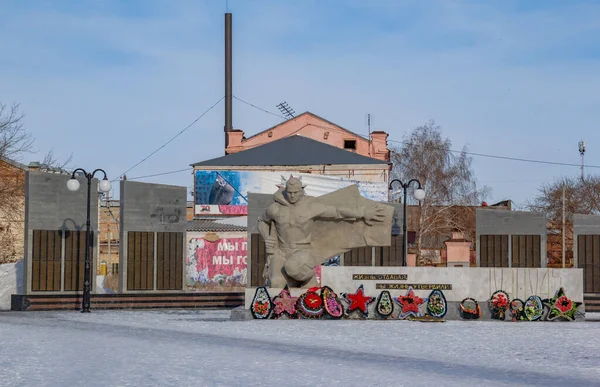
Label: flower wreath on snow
xmin=342 ymin=284 xmax=375 ymax=318
xmin=251 ymin=286 xmax=273 ymax=319
xmin=296 ymin=287 xmax=324 ymax=319
xmin=321 ymin=286 xmax=344 ymax=319
xmin=426 ymin=289 xmax=448 ymax=319
xmin=271 ymin=285 xmax=299 ymax=319
xmin=544 ymin=287 xmax=581 ymax=321
xmin=395 ymin=287 xmax=426 ymax=319
xmin=509 ymin=298 xmax=525 ymax=322
xmin=459 ymin=297 xmax=481 ymax=320
xmin=489 ymin=290 xmax=510 ymax=320
xmin=523 ymin=295 xmax=544 ymax=321
xmin=375 ymin=290 xmax=394 ymax=319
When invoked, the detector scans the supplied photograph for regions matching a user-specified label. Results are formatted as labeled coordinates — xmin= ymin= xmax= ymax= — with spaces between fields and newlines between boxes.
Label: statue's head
xmin=284 ymin=176 xmax=304 ymax=204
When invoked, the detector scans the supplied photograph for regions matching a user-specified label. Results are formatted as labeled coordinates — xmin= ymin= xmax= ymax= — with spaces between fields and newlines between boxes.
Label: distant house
xmin=0 ymin=158 xmax=71 ymax=263
xmin=225 ymin=111 xmax=390 ymax=162
xmin=190 ymin=134 xmax=392 ymax=217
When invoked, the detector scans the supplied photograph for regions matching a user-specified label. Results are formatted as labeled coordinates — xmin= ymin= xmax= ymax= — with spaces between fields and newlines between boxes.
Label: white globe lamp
xmin=67 ymin=178 xmax=80 ymax=192
xmin=99 ymin=178 xmax=112 ymax=193
xmin=414 ymin=188 xmax=426 ymax=201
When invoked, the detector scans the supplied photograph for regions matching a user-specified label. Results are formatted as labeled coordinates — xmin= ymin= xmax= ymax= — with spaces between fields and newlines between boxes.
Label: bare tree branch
xmin=0 ymin=103 xmax=33 ymax=161
xmin=391 ymin=120 xmax=488 ymax=263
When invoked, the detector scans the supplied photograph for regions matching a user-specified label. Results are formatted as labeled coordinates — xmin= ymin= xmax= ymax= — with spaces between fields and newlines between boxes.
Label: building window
xmin=344 ymin=140 xmax=356 ymax=150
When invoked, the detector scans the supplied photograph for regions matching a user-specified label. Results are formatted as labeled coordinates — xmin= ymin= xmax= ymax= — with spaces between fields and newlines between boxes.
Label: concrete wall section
xmin=572 ymin=213 xmax=600 ymax=268
xmin=119 ymin=180 xmax=187 ymax=292
xmin=476 ymin=208 xmax=547 ymax=267
xmin=319 ymin=266 xmax=584 ymax=303
xmin=24 ymin=171 xmax=99 ymax=294
xmin=573 ymin=214 xmax=600 ymax=235
xmin=119 ymin=180 xmax=187 ymax=233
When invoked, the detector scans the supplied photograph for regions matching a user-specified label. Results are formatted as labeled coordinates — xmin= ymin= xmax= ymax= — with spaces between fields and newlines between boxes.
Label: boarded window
xmin=250 ymin=233 xmax=267 ymax=287
xmin=479 ymin=235 xmax=509 ymax=267
xmin=511 ymin=235 xmax=541 ymax=268
xmin=578 ymin=235 xmax=600 ymax=293
xmin=127 ymin=231 xmax=155 ymax=291
xmin=31 ymin=230 xmax=62 ymax=291
xmin=156 ymin=232 xmax=183 ymax=290
xmin=64 ymin=230 xmax=88 ymax=291
xmin=344 ymin=247 xmax=373 ymax=266
xmin=375 ymin=235 xmax=403 ymax=266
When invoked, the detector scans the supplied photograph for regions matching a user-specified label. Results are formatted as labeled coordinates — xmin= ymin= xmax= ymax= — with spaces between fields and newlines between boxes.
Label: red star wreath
xmin=342 ymin=285 xmax=375 ymax=317
xmin=271 ymin=285 xmax=299 ymax=319
xmin=544 ymin=287 xmax=582 ymax=321
xmin=395 ymin=286 xmax=426 ymax=319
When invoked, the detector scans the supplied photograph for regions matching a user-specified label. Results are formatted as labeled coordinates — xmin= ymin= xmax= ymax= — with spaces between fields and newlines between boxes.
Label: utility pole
xmin=562 ymin=185 xmax=566 ymax=268
xmin=367 ymin=113 xmax=371 ymax=157
xmin=579 ymin=140 xmax=586 ymax=181
xmin=107 ymin=191 xmax=111 ymax=272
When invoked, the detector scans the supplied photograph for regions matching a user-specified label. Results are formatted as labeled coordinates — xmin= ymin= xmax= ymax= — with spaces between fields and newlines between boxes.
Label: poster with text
xmin=186 ymin=236 xmax=248 ymax=289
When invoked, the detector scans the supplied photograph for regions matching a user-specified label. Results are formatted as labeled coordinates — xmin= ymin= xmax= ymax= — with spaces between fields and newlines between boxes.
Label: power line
xmin=127 ymin=168 xmax=192 ymax=181
xmin=387 ymin=139 xmax=600 ymax=169
xmin=211 ymin=95 xmax=600 ymax=172
xmin=113 ymin=96 xmax=224 ymax=182
xmin=233 ymin=95 xmax=287 ymax=119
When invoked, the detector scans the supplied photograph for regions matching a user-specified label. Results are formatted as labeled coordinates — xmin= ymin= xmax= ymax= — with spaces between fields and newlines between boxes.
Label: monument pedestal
xmin=234 ymin=266 xmax=586 ymax=321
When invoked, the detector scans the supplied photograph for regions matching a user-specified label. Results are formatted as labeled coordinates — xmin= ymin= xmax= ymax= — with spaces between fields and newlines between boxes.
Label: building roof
xmin=243 ymin=111 xmax=368 ymax=142
xmin=191 ymin=134 xmax=390 ymax=167
xmin=0 ymin=156 xmax=27 ymax=170
xmin=187 ymin=219 xmax=247 ymax=232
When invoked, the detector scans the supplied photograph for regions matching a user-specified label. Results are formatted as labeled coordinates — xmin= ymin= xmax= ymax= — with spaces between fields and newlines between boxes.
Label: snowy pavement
xmin=1 ymin=309 xmax=599 ymax=387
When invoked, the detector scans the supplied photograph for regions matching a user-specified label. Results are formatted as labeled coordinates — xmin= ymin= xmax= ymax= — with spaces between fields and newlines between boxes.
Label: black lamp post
xmin=67 ymin=168 xmax=112 ymax=313
xmin=389 ymin=179 xmax=425 ymax=266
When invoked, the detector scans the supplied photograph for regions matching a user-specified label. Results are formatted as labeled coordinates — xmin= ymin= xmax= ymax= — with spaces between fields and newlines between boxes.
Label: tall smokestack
xmin=224 ymin=12 xmax=233 ymax=152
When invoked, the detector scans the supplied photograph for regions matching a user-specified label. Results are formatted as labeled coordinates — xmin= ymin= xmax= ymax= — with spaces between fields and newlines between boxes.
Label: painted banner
xmin=194 ymin=170 xmax=388 ymax=215
xmin=186 ymin=236 xmax=247 ymax=288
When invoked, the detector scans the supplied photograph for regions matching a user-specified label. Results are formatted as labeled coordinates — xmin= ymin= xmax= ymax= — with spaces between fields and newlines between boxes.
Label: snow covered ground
xmin=1 ymin=309 xmax=599 ymax=387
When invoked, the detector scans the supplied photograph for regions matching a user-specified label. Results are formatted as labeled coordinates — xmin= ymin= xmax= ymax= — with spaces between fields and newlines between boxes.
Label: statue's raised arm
xmin=310 ymin=202 xmax=387 ymax=226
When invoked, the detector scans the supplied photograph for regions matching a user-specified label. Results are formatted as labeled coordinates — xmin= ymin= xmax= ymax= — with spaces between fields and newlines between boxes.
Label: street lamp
xmin=67 ymin=168 xmax=111 ymax=313
xmin=389 ymin=179 xmax=425 ymax=266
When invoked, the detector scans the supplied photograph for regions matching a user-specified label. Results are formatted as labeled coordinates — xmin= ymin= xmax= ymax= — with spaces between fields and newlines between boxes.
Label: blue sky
xmin=1 ymin=0 xmax=599 ymax=207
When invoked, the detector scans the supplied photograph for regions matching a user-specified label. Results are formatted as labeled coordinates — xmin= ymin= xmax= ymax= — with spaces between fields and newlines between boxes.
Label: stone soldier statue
xmin=257 ymin=176 xmax=388 ymax=288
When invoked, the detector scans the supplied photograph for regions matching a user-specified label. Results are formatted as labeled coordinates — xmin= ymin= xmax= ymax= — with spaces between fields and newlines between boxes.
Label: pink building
xmin=225 ymin=112 xmax=390 ymax=162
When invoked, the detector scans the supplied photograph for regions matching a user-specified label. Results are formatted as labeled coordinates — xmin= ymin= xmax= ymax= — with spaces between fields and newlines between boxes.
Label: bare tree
xmin=391 ymin=120 xmax=490 ymax=262
xmin=0 ymin=103 xmax=33 ymax=161
xmin=42 ymin=148 xmax=73 ymax=171
xmin=527 ymin=176 xmax=600 ymax=266
xmin=527 ymin=176 xmax=600 ymax=218
xmin=0 ymin=102 xmax=73 ymax=262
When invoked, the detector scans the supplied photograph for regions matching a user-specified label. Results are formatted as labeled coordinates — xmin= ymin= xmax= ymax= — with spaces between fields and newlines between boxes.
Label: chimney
xmin=27 ymin=161 xmax=40 ymax=171
xmin=370 ymin=131 xmax=389 ymax=161
xmin=224 ymin=12 xmax=233 ymax=153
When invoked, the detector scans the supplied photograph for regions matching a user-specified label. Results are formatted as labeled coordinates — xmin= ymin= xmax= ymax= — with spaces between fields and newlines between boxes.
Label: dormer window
xmin=344 ymin=140 xmax=356 ymax=150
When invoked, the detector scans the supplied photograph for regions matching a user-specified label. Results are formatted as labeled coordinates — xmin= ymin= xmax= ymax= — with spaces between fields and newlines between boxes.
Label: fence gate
xmin=578 ymin=235 xmax=600 ymax=293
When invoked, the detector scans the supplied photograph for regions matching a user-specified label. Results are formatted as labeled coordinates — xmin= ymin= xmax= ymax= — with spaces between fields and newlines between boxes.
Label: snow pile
xmin=95 ymin=275 xmax=115 ymax=294
xmin=0 ymin=260 xmax=23 ymax=310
